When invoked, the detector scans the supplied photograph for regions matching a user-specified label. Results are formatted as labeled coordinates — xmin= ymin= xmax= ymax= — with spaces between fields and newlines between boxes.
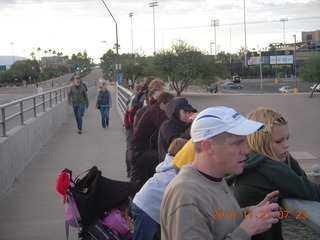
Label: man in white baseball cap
xmin=161 ymin=106 xmax=280 ymax=240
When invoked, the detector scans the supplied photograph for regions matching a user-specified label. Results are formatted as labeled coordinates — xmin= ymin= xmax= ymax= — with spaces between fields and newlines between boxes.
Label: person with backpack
xmin=129 ymin=92 xmax=174 ymax=185
xmin=96 ymin=82 xmax=112 ymax=129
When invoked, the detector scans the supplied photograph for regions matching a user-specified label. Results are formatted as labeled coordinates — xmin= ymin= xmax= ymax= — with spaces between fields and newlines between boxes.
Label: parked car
xmin=310 ymin=83 xmax=320 ymax=92
xmin=222 ymin=82 xmax=244 ymax=90
xmin=279 ymin=86 xmax=294 ymax=93
xmin=232 ymin=75 xmax=242 ymax=83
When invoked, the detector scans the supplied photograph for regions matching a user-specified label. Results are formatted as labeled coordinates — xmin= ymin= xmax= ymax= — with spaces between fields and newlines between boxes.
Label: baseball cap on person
xmin=180 ymin=98 xmax=197 ymax=113
xmin=191 ymin=106 xmax=264 ymax=143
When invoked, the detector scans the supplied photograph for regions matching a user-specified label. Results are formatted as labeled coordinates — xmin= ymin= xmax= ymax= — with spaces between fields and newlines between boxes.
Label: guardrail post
xmin=42 ymin=93 xmax=45 ymax=112
xmin=20 ymin=101 xmax=24 ymax=125
xmin=33 ymin=97 xmax=37 ymax=117
xmin=1 ymin=108 xmax=7 ymax=137
xmin=55 ymin=91 xmax=58 ymax=104
xmin=49 ymin=92 xmax=52 ymax=108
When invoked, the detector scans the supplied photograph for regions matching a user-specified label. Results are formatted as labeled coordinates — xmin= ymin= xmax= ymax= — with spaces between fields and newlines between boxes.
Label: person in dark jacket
xmin=129 ymin=92 xmax=174 ymax=185
xmin=68 ymin=76 xmax=89 ymax=134
xmin=225 ymin=107 xmax=320 ymax=240
xmin=157 ymin=98 xmax=197 ymax=162
xmin=95 ymin=82 xmax=112 ymax=129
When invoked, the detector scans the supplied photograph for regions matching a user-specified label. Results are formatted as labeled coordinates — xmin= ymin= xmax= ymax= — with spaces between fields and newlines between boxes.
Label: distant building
xmin=302 ymin=30 xmax=320 ymax=42
xmin=0 ymin=56 xmax=28 ymax=70
xmin=41 ymin=56 xmax=68 ymax=67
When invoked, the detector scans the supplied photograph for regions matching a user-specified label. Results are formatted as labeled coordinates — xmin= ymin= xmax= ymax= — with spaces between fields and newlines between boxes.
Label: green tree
xmin=2 ymin=60 xmax=40 ymax=85
xmin=298 ymin=54 xmax=320 ymax=97
xmin=154 ymin=41 xmax=215 ymax=96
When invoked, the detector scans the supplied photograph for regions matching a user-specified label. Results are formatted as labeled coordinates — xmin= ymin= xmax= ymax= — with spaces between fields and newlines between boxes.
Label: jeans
xmin=131 ymin=203 xmax=160 ymax=240
xmin=73 ymin=105 xmax=85 ymax=131
xmin=99 ymin=106 xmax=110 ymax=128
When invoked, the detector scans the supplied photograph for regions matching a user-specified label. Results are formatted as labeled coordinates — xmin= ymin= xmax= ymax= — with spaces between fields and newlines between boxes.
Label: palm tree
xmin=37 ymin=47 xmax=41 ymax=61
xmin=30 ymin=52 xmax=36 ymax=60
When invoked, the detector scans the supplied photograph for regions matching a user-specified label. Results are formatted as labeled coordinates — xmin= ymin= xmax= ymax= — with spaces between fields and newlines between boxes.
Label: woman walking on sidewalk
xmin=96 ymin=82 xmax=112 ymax=129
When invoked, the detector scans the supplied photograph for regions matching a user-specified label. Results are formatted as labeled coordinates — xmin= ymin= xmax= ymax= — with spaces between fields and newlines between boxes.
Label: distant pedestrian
xmin=68 ymin=76 xmax=89 ymax=134
xmin=128 ymin=79 xmax=134 ymax=90
xmin=96 ymin=82 xmax=112 ymax=129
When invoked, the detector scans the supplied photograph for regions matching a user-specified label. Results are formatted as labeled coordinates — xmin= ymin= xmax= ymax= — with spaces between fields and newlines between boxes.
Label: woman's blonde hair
xmin=246 ymin=107 xmax=288 ymax=162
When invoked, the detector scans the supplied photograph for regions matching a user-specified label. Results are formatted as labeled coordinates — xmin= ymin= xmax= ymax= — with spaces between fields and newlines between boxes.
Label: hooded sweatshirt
xmin=225 ymin=153 xmax=320 ymax=207
xmin=132 ymin=153 xmax=176 ymax=224
xmin=225 ymin=153 xmax=320 ymax=240
xmin=157 ymin=98 xmax=192 ymax=162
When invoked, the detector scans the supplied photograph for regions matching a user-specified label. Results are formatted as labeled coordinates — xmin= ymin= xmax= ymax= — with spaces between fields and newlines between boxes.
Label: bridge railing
xmin=115 ymin=84 xmax=132 ymax=125
xmin=0 ymin=86 xmax=70 ymax=137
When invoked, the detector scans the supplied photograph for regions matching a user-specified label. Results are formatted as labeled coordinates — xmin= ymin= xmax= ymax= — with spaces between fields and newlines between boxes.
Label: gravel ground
xmin=282 ymin=217 xmax=319 ymax=239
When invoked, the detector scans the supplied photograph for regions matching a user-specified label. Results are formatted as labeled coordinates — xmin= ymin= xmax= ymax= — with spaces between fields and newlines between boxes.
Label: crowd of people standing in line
xmin=68 ymin=75 xmax=319 ymax=240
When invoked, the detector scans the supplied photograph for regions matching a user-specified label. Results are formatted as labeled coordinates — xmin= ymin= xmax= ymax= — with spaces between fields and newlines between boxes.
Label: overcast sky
xmin=1 ymin=0 xmax=319 ymax=63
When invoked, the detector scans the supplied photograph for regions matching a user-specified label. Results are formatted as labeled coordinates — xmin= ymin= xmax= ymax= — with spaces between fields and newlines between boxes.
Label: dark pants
xmin=130 ymin=150 xmax=159 ymax=185
xmin=73 ymin=105 xmax=85 ymax=131
xmin=125 ymin=129 xmax=133 ymax=175
xmin=99 ymin=106 xmax=110 ymax=128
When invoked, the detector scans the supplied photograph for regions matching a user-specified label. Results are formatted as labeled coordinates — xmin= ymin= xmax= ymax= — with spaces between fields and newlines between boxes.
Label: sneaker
xmin=78 ymin=130 xmax=82 ymax=134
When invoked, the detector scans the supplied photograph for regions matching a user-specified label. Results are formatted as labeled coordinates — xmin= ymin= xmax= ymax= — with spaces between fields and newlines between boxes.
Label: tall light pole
xmin=210 ymin=42 xmax=215 ymax=55
xmin=258 ymin=46 xmax=263 ymax=94
xmin=149 ymin=2 xmax=158 ymax=54
xmin=129 ymin=13 xmax=134 ymax=55
xmin=244 ymin=0 xmax=248 ymax=67
xmin=280 ymin=18 xmax=288 ymax=45
xmin=211 ymin=19 xmax=219 ymax=61
xmin=101 ymin=0 xmax=120 ymax=83
xmin=293 ymin=34 xmax=298 ymax=93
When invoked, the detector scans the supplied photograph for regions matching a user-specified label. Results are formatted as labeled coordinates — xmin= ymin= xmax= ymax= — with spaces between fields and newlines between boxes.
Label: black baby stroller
xmin=56 ymin=166 xmax=142 ymax=240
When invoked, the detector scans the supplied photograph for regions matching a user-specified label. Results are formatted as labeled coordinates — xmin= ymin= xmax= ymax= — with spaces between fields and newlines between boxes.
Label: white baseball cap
xmin=191 ymin=106 xmax=264 ymax=142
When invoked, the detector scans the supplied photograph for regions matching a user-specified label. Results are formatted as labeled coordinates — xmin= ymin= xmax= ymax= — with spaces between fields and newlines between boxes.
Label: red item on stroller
xmin=56 ymin=166 xmax=142 ymax=240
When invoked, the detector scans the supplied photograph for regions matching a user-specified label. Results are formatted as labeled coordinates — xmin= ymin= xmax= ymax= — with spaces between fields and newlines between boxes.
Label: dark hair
xmin=143 ymin=76 xmax=156 ymax=90
xmin=156 ymin=92 xmax=174 ymax=106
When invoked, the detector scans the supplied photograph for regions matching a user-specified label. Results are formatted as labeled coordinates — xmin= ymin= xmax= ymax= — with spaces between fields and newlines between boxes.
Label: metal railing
xmin=116 ymin=84 xmax=132 ymax=114
xmin=0 ymin=86 xmax=70 ymax=137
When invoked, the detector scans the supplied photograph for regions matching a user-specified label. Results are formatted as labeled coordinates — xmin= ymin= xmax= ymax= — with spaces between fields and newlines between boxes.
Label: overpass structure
xmin=0 ymin=72 xmax=319 ymax=239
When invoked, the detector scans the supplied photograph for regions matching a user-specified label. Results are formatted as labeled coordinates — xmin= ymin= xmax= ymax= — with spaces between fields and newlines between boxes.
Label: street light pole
xmin=280 ymin=18 xmax=288 ymax=45
xmin=244 ymin=0 xmax=248 ymax=67
xmin=293 ymin=34 xmax=298 ymax=93
xmin=101 ymin=0 xmax=120 ymax=83
xmin=258 ymin=46 xmax=263 ymax=94
xmin=129 ymin=13 xmax=133 ymax=55
xmin=149 ymin=2 xmax=158 ymax=54
xmin=211 ymin=19 xmax=219 ymax=61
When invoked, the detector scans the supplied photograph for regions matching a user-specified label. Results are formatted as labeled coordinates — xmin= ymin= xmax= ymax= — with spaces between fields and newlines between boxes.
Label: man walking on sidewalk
xmin=68 ymin=76 xmax=89 ymax=134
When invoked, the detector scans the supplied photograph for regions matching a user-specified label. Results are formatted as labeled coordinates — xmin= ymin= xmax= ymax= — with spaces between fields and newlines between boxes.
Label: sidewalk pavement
xmin=0 ymin=85 xmax=128 ymax=240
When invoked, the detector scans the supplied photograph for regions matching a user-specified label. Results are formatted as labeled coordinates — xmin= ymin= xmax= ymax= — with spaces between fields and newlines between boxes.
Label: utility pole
xmin=101 ymin=0 xmax=120 ymax=83
xmin=149 ymin=2 xmax=158 ymax=54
